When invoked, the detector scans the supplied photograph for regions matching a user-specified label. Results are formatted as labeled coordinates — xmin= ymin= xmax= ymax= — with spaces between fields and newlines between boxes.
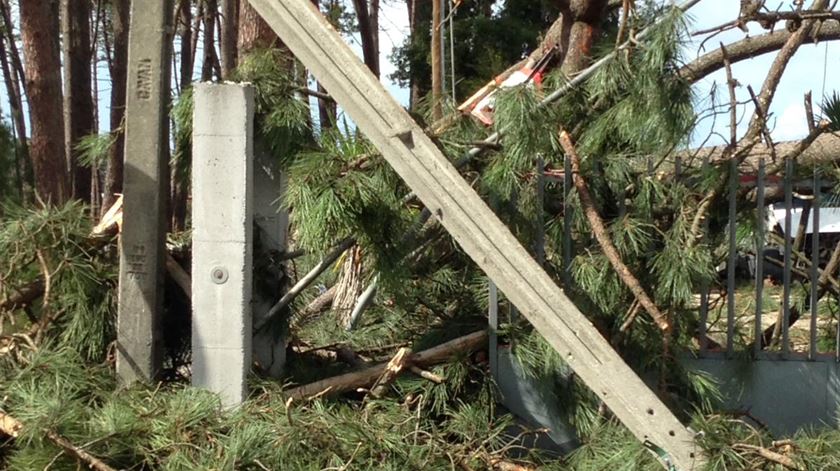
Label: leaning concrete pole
xmin=191 ymin=83 xmax=255 ymax=406
xmin=116 ymin=0 xmax=173 ymax=384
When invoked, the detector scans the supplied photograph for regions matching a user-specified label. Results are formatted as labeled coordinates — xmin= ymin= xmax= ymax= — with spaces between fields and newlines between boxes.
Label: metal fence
xmin=699 ymin=157 xmax=840 ymax=361
xmin=488 ymin=154 xmax=840 ymax=365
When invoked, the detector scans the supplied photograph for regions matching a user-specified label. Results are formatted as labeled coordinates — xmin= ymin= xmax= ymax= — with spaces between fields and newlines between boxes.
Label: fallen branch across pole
xmin=284 ymin=330 xmax=487 ymax=400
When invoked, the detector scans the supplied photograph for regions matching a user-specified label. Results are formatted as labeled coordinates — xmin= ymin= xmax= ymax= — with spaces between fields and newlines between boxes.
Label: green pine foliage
xmin=0 ymin=345 xmax=540 ymax=470
xmin=0 ymin=120 xmax=21 ymax=205
xmin=0 ymin=202 xmax=116 ymax=362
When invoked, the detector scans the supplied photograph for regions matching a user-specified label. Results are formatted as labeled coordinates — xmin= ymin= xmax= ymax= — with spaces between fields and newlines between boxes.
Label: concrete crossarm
xmin=245 ymin=0 xmax=706 ymax=469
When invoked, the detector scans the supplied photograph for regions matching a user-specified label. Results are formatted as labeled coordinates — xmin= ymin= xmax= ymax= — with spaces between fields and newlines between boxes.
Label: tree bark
xmin=178 ymin=0 xmax=194 ymax=87
xmin=430 ymin=0 xmax=442 ymax=120
xmin=561 ymin=0 xmax=609 ymax=75
xmin=21 ymin=0 xmax=69 ymax=204
xmin=310 ymin=0 xmax=335 ymax=129
xmin=680 ymin=20 xmax=840 ymax=83
xmin=171 ymin=0 xmax=193 ymax=231
xmin=62 ymin=0 xmax=95 ymax=203
xmin=201 ymin=0 xmax=220 ymax=81
xmin=220 ymin=0 xmax=238 ymax=78
xmin=238 ymin=0 xmax=281 ymax=54
xmin=0 ymin=2 xmax=30 ymax=196
xmin=350 ymin=0 xmax=379 ymax=77
xmin=559 ymin=130 xmax=671 ymax=332
xmin=102 ymin=0 xmax=129 ymax=214
xmin=284 ymin=330 xmax=487 ymax=399
xmin=0 ymin=0 xmax=27 ymax=98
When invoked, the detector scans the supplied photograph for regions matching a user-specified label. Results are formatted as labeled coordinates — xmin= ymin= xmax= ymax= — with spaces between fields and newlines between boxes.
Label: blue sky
xmin=686 ymin=0 xmax=840 ymax=146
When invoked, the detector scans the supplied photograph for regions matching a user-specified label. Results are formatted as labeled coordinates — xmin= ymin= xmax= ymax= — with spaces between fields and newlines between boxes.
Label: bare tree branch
xmin=681 ymin=20 xmax=840 ymax=83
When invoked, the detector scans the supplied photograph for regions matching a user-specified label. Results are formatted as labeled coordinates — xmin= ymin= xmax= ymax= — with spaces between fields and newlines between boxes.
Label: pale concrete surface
xmin=116 ymin=0 xmax=173 ymax=384
xmin=191 ymin=83 xmax=255 ymax=407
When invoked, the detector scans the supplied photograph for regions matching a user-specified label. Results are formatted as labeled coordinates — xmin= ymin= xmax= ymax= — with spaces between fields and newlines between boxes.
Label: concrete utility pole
xmin=244 ymin=1 xmax=705 ymax=468
xmin=116 ymin=0 xmax=173 ymax=384
xmin=192 ymin=83 xmax=255 ymax=407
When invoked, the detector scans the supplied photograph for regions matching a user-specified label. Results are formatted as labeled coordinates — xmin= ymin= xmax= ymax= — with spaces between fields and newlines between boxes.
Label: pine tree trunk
xmin=238 ymin=0 xmax=280 ymax=53
xmin=0 ymin=0 xmax=27 ymax=97
xmin=407 ymin=0 xmax=420 ymax=110
xmin=332 ymin=245 xmax=365 ymax=329
xmin=220 ymin=0 xmax=238 ymax=78
xmin=201 ymin=0 xmax=219 ymax=81
xmin=171 ymin=0 xmax=194 ymax=232
xmin=430 ymin=0 xmax=442 ymax=120
xmin=178 ymin=0 xmax=194 ymax=87
xmin=0 ymin=3 xmax=29 ymax=197
xmin=102 ymin=0 xmax=129 ymax=214
xmin=62 ymin=0 xmax=94 ymax=203
xmin=309 ymin=0 xmax=335 ymax=129
xmin=21 ymin=0 xmax=69 ymax=204
xmin=350 ymin=0 xmax=379 ymax=77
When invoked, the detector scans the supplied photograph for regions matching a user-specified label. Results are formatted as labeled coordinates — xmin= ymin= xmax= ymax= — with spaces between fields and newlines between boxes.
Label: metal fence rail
xmin=489 ymin=154 xmax=840 ymax=363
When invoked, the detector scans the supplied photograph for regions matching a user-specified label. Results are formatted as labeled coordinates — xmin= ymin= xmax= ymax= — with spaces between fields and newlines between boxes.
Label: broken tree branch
xmin=732 ymin=443 xmax=804 ymax=471
xmin=290 ymin=285 xmax=337 ymax=328
xmin=679 ymin=20 xmax=840 ymax=83
xmin=559 ymin=130 xmax=671 ymax=332
xmin=369 ymin=347 xmax=411 ymax=398
xmin=256 ymin=237 xmax=356 ymax=331
xmin=45 ymin=429 xmax=118 ymax=471
xmin=0 ymin=411 xmax=117 ymax=471
xmin=284 ymin=330 xmax=487 ymax=400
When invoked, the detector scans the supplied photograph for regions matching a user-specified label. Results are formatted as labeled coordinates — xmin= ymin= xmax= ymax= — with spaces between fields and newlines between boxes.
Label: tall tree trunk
xmin=102 ymin=0 xmax=129 ymax=214
xmin=178 ymin=1 xmax=194 ymax=89
xmin=201 ymin=0 xmax=219 ymax=81
xmin=238 ymin=0 xmax=280 ymax=53
xmin=310 ymin=0 xmax=334 ymax=129
xmin=0 ymin=3 xmax=30 ymax=196
xmin=430 ymin=0 xmax=442 ymax=120
xmin=0 ymin=0 xmax=27 ymax=98
xmin=171 ymin=0 xmax=193 ymax=231
xmin=351 ymin=0 xmax=379 ymax=77
xmin=407 ymin=0 xmax=421 ymax=110
xmin=62 ymin=0 xmax=95 ymax=203
xmin=220 ymin=0 xmax=238 ymax=78
xmin=21 ymin=0 xmax=69 ymax=204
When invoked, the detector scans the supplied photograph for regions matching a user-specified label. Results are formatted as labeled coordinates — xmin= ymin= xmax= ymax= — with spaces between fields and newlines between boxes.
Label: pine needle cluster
xmin=0 ymin=202 xmax=115 ymax=362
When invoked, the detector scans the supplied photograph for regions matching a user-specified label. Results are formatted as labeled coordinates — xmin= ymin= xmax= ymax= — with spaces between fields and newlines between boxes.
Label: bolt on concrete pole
xmin=191 ymin=83 xmax=255 ymax=407
xmin=116 ymin=0 xmax=173 ymax=384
